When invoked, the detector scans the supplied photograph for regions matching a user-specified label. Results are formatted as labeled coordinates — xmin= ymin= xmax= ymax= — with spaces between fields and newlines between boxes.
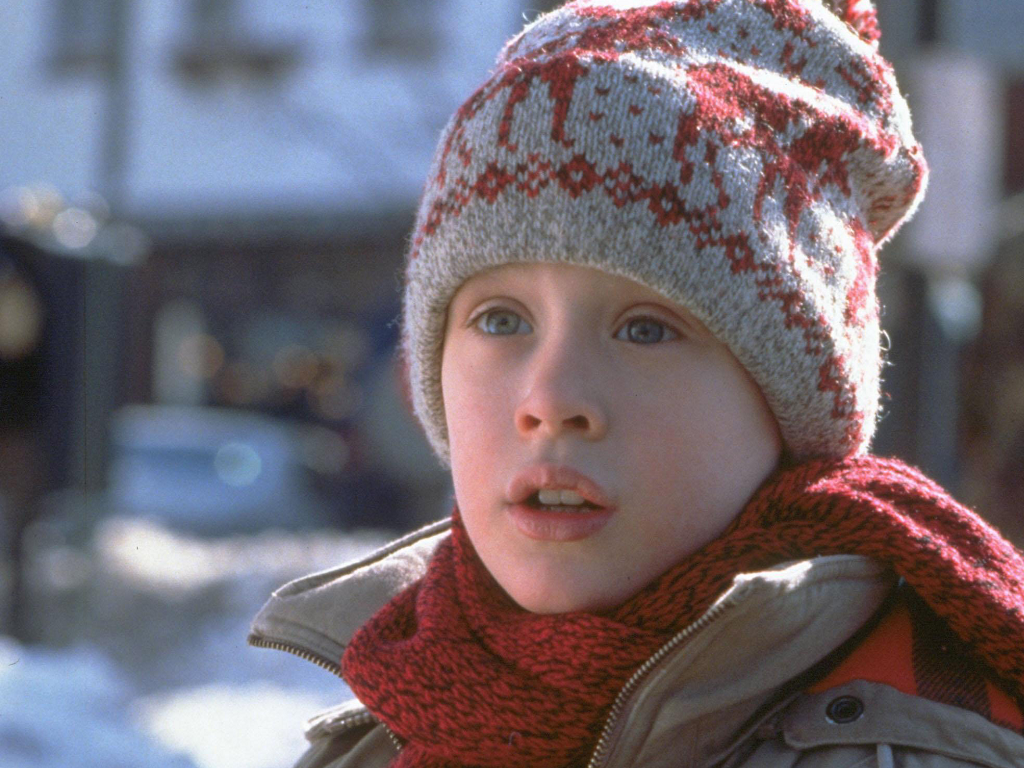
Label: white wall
xmin=0 ymin=2 xmax=105 ymax=202
xmin=0 ymin=0 xmax=528 ymax=223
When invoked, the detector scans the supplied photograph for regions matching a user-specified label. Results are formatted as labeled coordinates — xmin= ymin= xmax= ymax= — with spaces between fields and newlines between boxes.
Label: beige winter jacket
xmin=249 ymin=519 xmax=1024 ymax=768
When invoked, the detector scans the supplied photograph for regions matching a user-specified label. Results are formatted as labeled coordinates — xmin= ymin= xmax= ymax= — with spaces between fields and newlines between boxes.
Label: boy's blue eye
xmin=476 ymin=308 xmax=531 ymax=335
xmin=616 ymin=317 xmax=676 ymax=344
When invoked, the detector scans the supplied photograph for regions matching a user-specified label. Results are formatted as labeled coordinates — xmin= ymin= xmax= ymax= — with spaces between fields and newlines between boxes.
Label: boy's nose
xmin=513 ymin=350 xmax=607 ymax=442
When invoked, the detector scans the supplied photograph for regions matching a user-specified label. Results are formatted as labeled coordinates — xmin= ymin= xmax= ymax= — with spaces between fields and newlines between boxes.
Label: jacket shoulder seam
xmin=271 ymin=518 xmax=451 ymax=599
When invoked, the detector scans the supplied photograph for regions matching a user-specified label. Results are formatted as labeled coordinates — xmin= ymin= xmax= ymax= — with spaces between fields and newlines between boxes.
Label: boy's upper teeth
xmin=538 ymin=488 xmax=585 ymax=506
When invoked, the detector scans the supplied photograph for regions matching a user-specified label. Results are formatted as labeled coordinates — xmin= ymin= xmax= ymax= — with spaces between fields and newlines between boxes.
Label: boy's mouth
xmin=506 ymin=464 xmax=615 ymax=511
xmin=506 ymin=465 xmax=615 ymax=542
xmin=524 ymin=489 xmax=603 ymax=512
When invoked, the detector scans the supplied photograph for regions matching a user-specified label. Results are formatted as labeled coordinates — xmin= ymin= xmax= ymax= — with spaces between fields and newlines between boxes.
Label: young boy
xmin=249 ymin=2 xmax=1024 ymax=766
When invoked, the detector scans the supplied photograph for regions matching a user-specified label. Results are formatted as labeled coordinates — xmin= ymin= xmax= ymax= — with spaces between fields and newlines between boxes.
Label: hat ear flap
xmin=821 ymin=0 xmax=882 ymax=48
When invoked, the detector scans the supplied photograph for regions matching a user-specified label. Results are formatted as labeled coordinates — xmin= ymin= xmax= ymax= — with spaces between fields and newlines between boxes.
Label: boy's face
xmin=441 ymin=263 xmax=782 ymax=613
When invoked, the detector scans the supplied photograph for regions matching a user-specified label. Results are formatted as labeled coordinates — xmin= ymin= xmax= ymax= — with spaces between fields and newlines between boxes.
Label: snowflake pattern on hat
xmin=403 ymin=0 xmax=928 ymax=462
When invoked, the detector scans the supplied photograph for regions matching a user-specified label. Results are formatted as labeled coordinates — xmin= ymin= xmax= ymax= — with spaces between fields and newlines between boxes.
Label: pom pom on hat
xmin=403 ymin=0 xmax=928 ymax=465
xmin=821 ymin=0 xmax=882 ymax=47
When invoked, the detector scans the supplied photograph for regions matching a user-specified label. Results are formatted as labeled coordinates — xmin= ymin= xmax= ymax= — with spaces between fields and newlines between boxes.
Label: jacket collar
xmin=248 ymin=519 xmax=451 ymax=671
xmin=599 ymin=554 xmax=893 ymax=768
xmin=248 ymin=518 xmax=895 ymax=768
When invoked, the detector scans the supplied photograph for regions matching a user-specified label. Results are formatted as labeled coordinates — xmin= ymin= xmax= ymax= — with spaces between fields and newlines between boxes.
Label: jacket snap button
xmin=825 ymin=695 xmax=864 ymax=724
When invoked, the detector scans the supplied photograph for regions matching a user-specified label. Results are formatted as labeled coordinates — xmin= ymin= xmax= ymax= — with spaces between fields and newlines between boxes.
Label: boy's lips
xmin=505 ymin=465 xmax=616 ymax=542
xmin=505 ymin=464 xmax=616 ymax=510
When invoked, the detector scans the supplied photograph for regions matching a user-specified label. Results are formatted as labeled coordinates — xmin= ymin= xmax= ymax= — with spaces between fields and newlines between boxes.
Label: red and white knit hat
xmin=403 ymin=0 xmax=928 ymax=463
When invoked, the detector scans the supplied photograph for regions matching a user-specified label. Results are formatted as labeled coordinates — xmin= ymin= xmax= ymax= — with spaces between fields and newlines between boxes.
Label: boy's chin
xmin=513 ymin=594 xmax=608 ymax=615
xmin=500 ymin=576 xmax=634 ymax=614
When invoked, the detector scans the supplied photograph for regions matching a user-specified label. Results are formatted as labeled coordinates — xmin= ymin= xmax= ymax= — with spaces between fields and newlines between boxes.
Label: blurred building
xmin=0 ymin=0 xmax=566 ymax=531
xmin=872 ymin=0 xmax=1024 ymax=543
xmin=0 ymin=0 xmax=1021 ymax=539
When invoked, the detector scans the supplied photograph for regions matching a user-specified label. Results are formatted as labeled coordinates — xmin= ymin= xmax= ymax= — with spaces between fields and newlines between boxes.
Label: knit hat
xmin=403 ymin=0 xmax=928 ymax=464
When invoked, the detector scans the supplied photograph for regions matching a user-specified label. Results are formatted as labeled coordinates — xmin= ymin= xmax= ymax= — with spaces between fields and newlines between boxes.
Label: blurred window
xmin=365 ymin=0 xmax=438 ymax=59
xmin=174 ymin=0 xmax=300 ymax=82
xmin=0 ymin=253 xmax=45 ymax=429
xmin=49 ymin=0 xmax=115 ymax=73
xmin=1008 ymin=79 xmax=1024 ymax=195
xmin=189 ymin=0 xmax=240 ymax=46
xmin=527 ymin=0 xmax=566 ymax=12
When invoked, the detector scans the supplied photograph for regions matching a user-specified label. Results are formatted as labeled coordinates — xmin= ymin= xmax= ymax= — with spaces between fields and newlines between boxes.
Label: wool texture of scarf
xmin=341 ymin=456 xmax=1024 ymax=768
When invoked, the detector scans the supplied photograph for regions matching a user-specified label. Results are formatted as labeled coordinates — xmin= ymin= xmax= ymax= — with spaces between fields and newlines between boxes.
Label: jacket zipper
xmin=586 ymin=593 xmax=743 ymax=768
xmin=248 ymin=635 xmax=343 ymax=676
xmin=247 ymin=635 xmax=404 ymax=752
xmin=251 ymin=592 xmax=743 ymax=766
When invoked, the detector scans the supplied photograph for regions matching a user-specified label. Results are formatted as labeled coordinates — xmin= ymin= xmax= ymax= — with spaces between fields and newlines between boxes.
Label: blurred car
xmin=107 ymin=405 xmax=337 ymax=535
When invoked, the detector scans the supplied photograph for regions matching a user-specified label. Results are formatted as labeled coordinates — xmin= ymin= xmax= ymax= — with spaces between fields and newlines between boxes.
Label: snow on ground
xmin=0 ymin=637 xmax=193 ymax=768
xmin=2 ymin=515 xmax=391 ymax=767
xmin=135 ymin=682 xmax=336 ymax=768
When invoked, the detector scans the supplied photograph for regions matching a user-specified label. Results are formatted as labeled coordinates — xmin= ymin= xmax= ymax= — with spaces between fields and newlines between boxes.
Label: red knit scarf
xmin=342 ymin=457 xmax=1024 ymax=768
